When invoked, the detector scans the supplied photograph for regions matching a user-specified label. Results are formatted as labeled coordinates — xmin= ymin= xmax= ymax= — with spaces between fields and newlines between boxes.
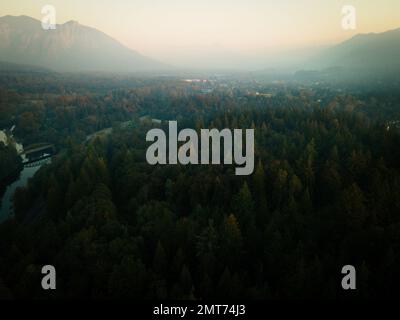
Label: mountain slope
xmin=307 ymin=28 xmax=400 ymax=74
xmin=0 ymin=15 xmax=167 ymax=72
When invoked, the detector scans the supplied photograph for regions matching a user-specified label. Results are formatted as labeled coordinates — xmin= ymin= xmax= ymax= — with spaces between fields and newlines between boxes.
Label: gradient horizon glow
xmin=1 ymin=0 xmax=399 ymax=68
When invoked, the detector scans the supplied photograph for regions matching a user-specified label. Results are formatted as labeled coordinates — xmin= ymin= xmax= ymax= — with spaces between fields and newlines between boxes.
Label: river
xmin=0 ymin=162 xmax=50 ymax=223
xmin=0 ymin=130 xmax=51 ymax=223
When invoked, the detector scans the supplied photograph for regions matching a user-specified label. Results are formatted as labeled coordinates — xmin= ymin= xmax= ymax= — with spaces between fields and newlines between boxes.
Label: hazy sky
xmin=1 ymin=0 xmax=400 ymax=68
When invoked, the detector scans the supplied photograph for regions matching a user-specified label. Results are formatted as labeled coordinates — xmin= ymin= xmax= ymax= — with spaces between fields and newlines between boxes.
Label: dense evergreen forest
xmin=0 ymin=143 xmax=22 ymax=191
xmin=1 ymin=73 xmax=400 ymax=299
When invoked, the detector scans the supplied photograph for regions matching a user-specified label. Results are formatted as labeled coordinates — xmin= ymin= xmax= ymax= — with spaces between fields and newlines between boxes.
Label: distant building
xmin=139 ymin=116 xmax=162 ymax=124
xmin=200 ymin=88 xmax=213 ymax=94
xmin=254 ymin=92 xmax=273 ymax=98
xmin=386 ymin=120 xmax=400 ymax=131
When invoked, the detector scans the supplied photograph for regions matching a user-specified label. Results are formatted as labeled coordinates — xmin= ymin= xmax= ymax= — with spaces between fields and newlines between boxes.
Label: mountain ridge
xmin=304 ymin=27 xmax=400 ymax=74
xmin=0 ymin=15 xmax=169 ymax=72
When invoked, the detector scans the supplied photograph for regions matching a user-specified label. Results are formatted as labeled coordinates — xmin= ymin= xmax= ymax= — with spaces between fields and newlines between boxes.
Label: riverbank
xmin=0 ymin=165 xmax=23 ymax=196
xmin=0 ymin=159 xmax=50 ymax=223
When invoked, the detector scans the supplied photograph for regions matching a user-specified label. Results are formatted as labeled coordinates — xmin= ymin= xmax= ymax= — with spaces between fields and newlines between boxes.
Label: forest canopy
xmin=1 ymin=73 xmax=400 ymax=299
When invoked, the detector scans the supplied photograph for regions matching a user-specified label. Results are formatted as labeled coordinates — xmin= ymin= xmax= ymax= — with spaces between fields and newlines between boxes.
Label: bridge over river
xmin=19 ymin=143 xmax=55 ymax=166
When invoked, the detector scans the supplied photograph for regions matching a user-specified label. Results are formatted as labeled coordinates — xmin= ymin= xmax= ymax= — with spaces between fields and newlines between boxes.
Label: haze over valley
xmin=1 ymin=13 xmax=400 ymax=77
